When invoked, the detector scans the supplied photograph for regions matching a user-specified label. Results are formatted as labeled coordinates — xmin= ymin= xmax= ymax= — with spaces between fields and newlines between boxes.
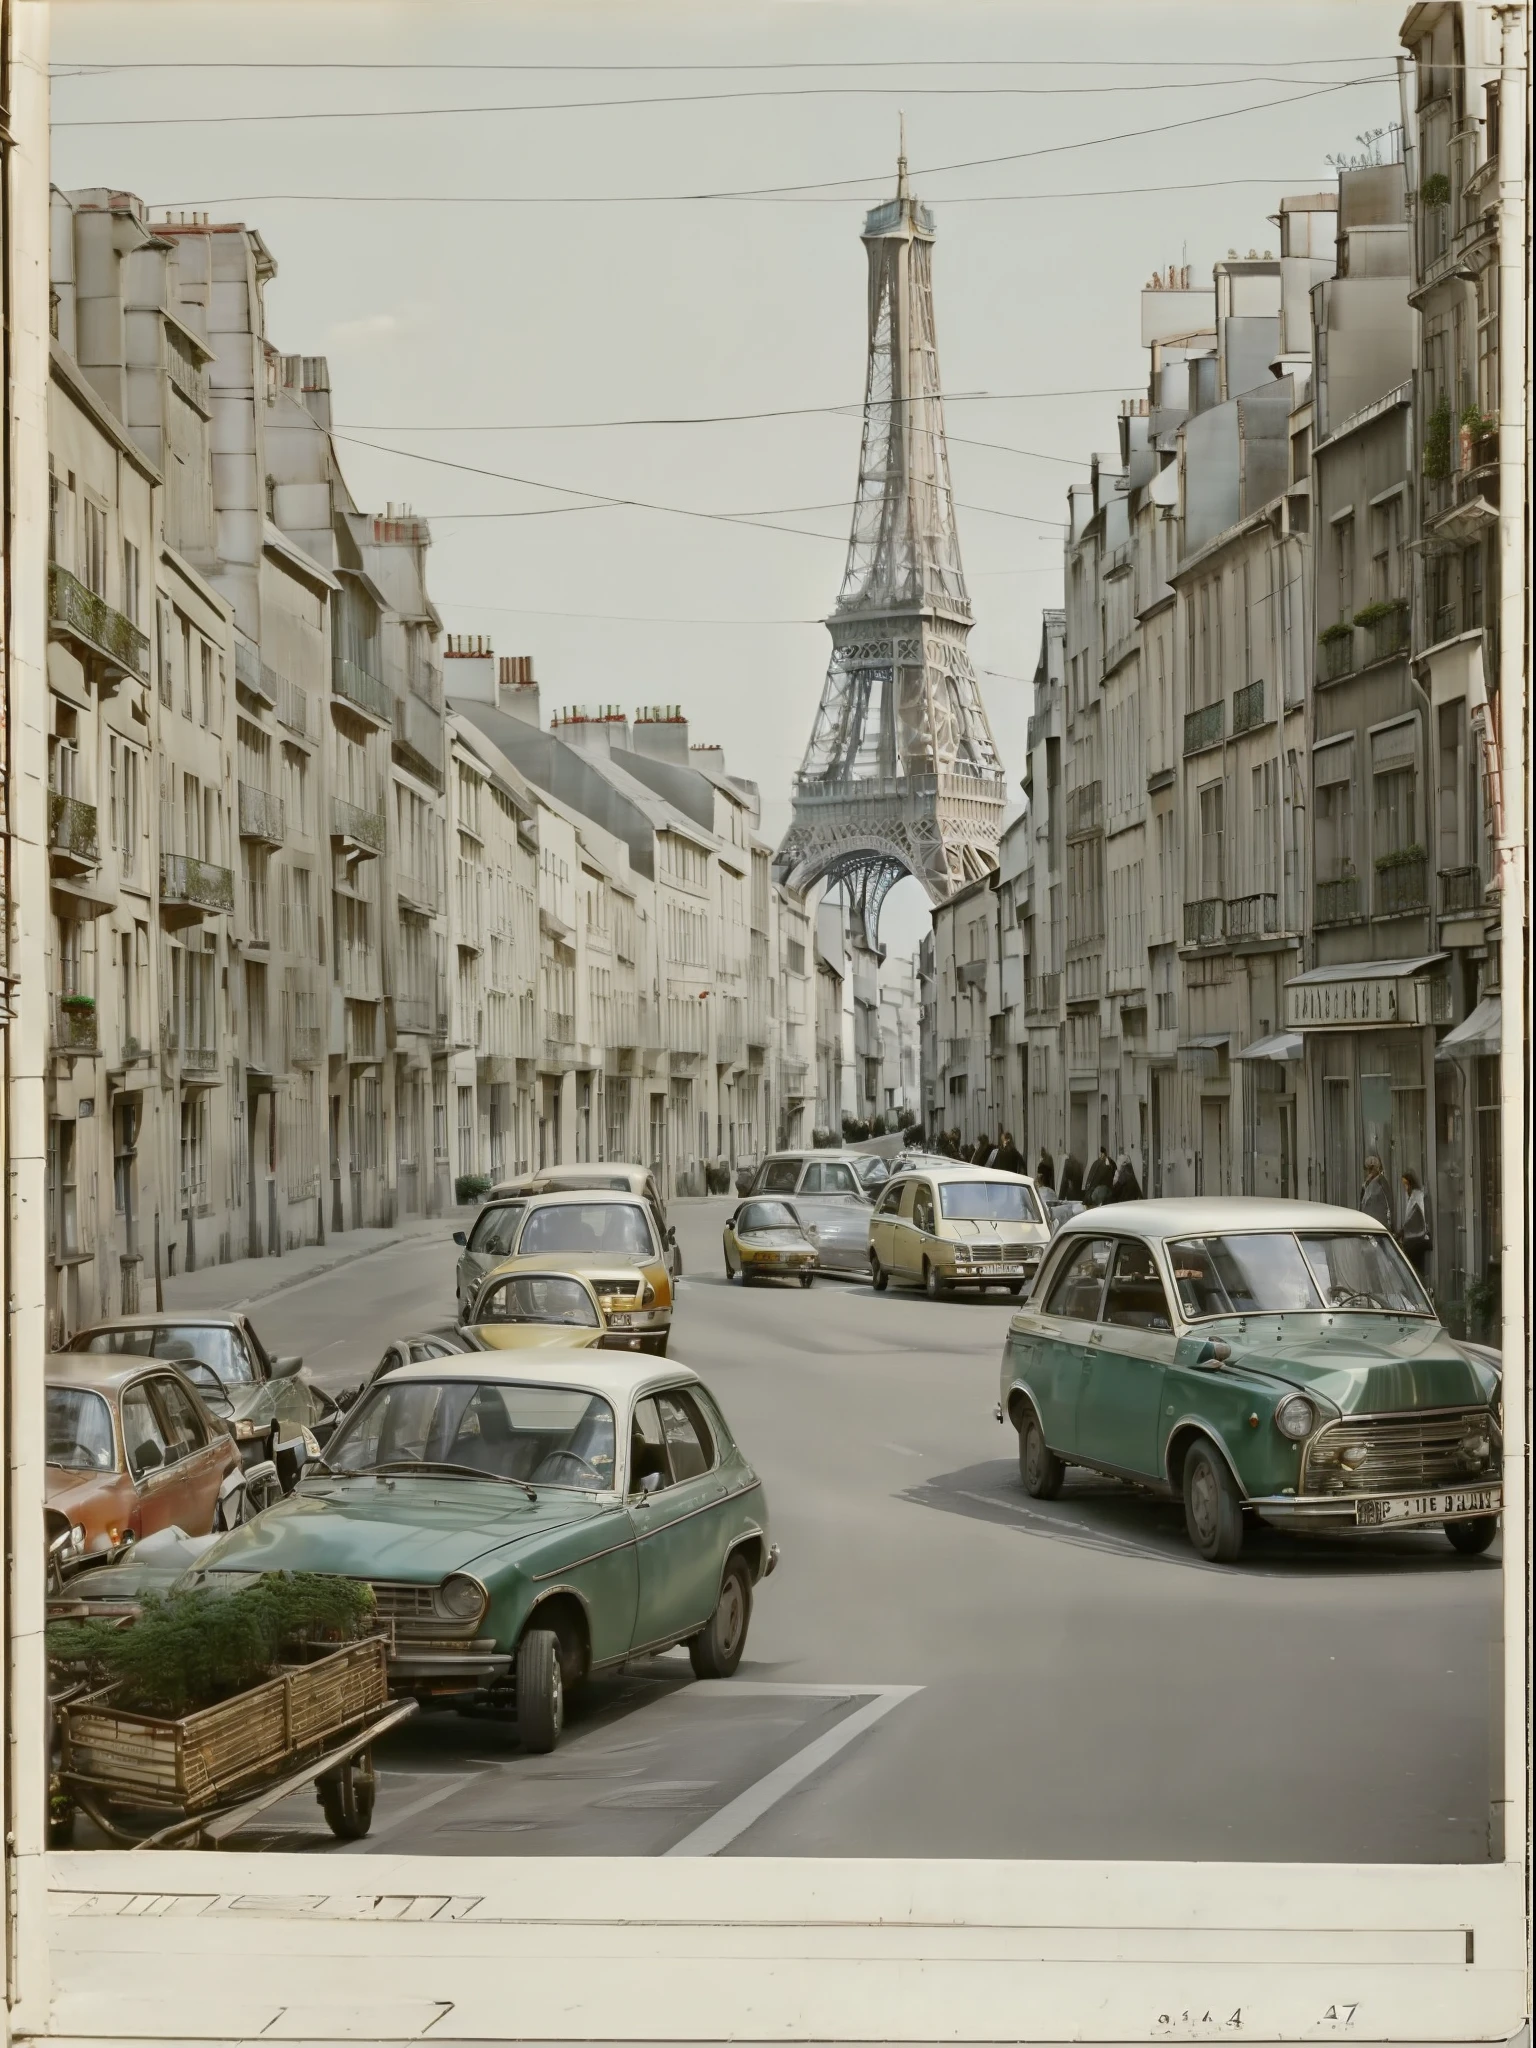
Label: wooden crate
xmin=62 ymin=1637 xmax=388 ymax=1815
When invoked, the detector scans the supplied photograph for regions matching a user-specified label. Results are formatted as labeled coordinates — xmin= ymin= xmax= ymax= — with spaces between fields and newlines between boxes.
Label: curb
xmin=167 ymin=1223 xmax=458 ymax=1315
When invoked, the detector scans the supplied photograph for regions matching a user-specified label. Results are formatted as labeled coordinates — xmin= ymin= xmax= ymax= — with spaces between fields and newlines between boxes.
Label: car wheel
xmin=870 ymin=1254 xmax=888 ymax=1293
xmin=923 ymin=1261 xmax=944 ymax=1300
xmin=799 ymin=1271 xmax=814 ymax=1289
xmin=1017 ymin=1407 xmax=1064 ymax=1499
xmin=515 ymin=1626 xmax=565 ymax=1753
xmin=318 ymin=1755 xmax=377 ymax=1839
xmin=1182 ymin=1440 xmax=1245 ymax=1563
xmin=688 ymin=1555 xmax=752 ymax=1680
xmin=1445 ymin=1515 xmax=1499 ymax=1555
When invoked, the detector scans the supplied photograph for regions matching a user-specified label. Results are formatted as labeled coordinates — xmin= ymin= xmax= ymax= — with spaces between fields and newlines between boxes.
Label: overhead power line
xmin=333 ymin=390 xmax=1122 ymax=433
xmin=51 ymin=57 xmax=1398 ymax=74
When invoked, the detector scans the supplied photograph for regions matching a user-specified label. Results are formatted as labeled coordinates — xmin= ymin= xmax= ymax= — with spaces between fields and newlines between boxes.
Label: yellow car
xmin=722 ymin=1198 xmax=818 ymax=1287
xmin=477 ymin=1190 xmax=674 ymax=1354
xmin=465 ymin=1269 xmax=649 ymax=1352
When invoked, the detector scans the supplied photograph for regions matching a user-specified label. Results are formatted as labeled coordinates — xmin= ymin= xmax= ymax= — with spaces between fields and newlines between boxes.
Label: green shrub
xmin=454 ymin=1173 xmax=491 ymax=1205
xmin=1423 ymin=400 xmax=1453 ymax=480
xmin=48 ymin=1573 xmax=376 ymax=1719
xmin=1352 ymin=599 xmax=1404 ymax=628
xmin=1460 ymin=403 xmax=1495 ymax=440
xmin=1319 ymin=621 xmax=1355 ymax=646
xmin=1419 ymin=172 xmax=1451 ymax=207
xmin=1374 ymin=842 xmax=1427 ymax=872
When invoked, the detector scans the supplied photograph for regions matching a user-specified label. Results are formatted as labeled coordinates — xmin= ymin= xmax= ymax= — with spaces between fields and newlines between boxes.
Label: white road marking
xmin=879 ymin=1440 xmax=926 ymax=1457
xmin=664 ymin=1682 xmax=921 ymax=1856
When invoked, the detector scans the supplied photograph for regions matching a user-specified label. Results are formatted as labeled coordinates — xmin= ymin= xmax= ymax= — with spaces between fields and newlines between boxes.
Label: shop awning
xmin=1284 ymin=954 xmax=1449 ymax=1032
xmin=1234 ymin=1031 xmax=1303 ymax=1062
xmin=1178 ymin=1032 xmax=1232 ymax=1050
xmin=1434 ymin=995 xmax=1501 ymax=1061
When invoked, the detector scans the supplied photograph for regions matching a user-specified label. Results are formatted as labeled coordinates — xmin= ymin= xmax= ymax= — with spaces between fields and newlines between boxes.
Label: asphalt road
xmin=115 ymin=1196 xmax=1504 ymax=1861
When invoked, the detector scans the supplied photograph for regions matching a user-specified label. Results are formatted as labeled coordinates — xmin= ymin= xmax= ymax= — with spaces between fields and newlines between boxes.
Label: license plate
xmin=1355 ymin=1487 xmax=1502 ymax=1526
xmin=608 ymin=1313 xmax=633 ymax=1328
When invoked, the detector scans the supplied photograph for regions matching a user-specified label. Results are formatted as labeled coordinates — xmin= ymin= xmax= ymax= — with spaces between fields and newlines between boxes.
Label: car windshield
xmin=938 ymin=1180 xmax=1043 ymax=1223
xmin=758 ymin=1160 xmax=801 ymax=1193
xmin=738 ymin=1200 xmax=799 ymax=1232
xmin=1166 ymin=1232 xmax=1432 ymax=1318
xmin=46 ymin=1386 xmax=115 ymax=1471
xmin=71 ymin=1322 xmax=255 ymax=1386
xmin=325 ymin=1378 xmax=617 ymax=1489
xmin=467 ymin=1203 xmax=527 ymax=1256
xmin=517 ymin=1202 xmax=655 ymax=1261
xmin=475 ymin=1275 xmax=600 ymax=1327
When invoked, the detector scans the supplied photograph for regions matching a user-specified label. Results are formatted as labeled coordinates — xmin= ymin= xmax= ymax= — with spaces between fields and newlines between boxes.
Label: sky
xmin=49 ymin=1 xmax=1405 ymax=959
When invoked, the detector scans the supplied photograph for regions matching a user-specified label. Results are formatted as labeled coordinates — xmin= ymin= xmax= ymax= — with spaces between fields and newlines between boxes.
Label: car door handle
xmin=1088 ymin=1331 xmax=1104 ymax=1345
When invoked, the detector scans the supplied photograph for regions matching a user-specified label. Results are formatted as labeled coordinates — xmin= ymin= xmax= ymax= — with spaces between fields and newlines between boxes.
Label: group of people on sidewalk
xmin=1358 ymin=1155 xmax=1433 ymax=1276
xmin=930 ymin=1131 xmax=1142 ymax=1208
xmin=932 ymin=1128 xmax=1028 ymax=1174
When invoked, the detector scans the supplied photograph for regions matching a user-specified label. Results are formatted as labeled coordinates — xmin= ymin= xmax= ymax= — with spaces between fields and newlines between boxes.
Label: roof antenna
xmin=897 ymin=111 xmax=908 ymax=199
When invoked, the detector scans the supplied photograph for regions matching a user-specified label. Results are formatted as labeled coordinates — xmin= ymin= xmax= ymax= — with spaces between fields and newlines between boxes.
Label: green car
xmin=181 ymin=1349 xmax=778 ymax=1750
xmin=997 ymin=1198 xmax=1502 ymax=1564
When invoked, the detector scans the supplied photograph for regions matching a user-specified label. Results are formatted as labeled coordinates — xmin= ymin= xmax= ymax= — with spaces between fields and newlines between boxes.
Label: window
xmin=1369 ymin=496 xmax=1403 ymax=603
xmin=153 ymin=1376 xmax=208 ymax=1461
xmin=48 ymin=1118 xmax=79 ymax=1258
xmin=122 ymin=1385 xmax=170 ymax=1479
xmin=332 ymin=1379 xmax=616 ymax=1490
xmin=517 ymin=1201 xmax=656 ymax=1261
xmin=938 ymin=1180 xmax=1043 ymax=1223
xmin=1102 ymin=1240 xmax=1173 ymax=1331
xmin=874 ymin=1181 xmax=904 ymax=1216
xmin=476 ymin=1275 xmax=599 ymax=1328
xmin=1370 ymin=721 xmax=1419 ymax=860
xmin=46 ymin=1387 xmax=114 ymax=1472
xmin=122 ymin=540 xmax=141 ymax=625
xmin=82 ymin=498 xmax=108 ymax=597
xmin=467 ymin=1202 xmax=526 ymax=1256
xmin=656 ymin=1390 xmax=715 ymax=1481
xmin=806 ymin=1161 xmax=858 ymax=1195
xmin=911 ymin=1183 xmax=936 ymax=1234
xmin=180 ymin=1092 xmax=210 ymax=1213
xmin=1462 ymin=543 xmax=1484 ymax=630
xmin=1313 ymin=740 xmax=1356 ymax=882
xmin=760 ymin=1159 xmax=800 ymax=1193
xmin=200 ymin=641 xmax=215 ymax=728
xmin=1197 ymin=781 xmax=1225 ymax=899
xmin=1043 ymin=1237 xmax=1112 ymax=1321
xmin=1333 ymin=513 xmax=1354 ymax=622
xmin=1251 ymin=761 xmax=1278 ymax=896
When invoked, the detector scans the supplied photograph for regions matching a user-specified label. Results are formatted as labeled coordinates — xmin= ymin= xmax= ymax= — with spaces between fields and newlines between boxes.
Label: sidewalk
xmin=159 ymin=1212 xmax=464 ymax=1315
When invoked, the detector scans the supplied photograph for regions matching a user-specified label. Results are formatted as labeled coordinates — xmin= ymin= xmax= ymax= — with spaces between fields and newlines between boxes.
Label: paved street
xmin=102 ymin=1197 xmax=1501 ymax=1864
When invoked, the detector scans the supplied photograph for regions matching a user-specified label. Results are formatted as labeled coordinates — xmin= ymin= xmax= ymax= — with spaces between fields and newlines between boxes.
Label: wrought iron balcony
xmin=288 ymin=1024 xmax=323 ymax=1067
xmin=48 ymin=564 xmax=150 ymax=684
xmin=52 ymin=995 xmax=99 ymax=1055
xmin=332 ymin=654 xmax=392 ymax=725
xmin=1438 ymin=864 xmax=1487 ymax=917
xmin=1315 ymin=874 xmax=1361 ymax=926
xmin=1319 ymin=630 xmax=1356 ymax=684
xmin=180 ymin=1044 xmax=219 ymax=1075
xmin=166 ymin=345 xmax=211 ymax=417
xmin=392 ymin=992 xmax=435 ymax=1036
xmin=1230 ymin=680 xmax=1266 ymax=736
xmin=1183 ymin=701 xmax=1224 ymax=756
xmin=48 ymin=792 xmax=99 ymax=873
xmin=233 ymin=639 xmax=279 ymax=708
xmin=1065 ymin=779 xmax=1103 ymax=839
xmin=1183 ymin=897 xmax=1226 ymax=948
xmin=238 ymin=781 xmax=285 ymax=844
xmin=159 ymin=852 xmax=235 ymax=914
xmin=1374 ymin=848 xmax=1429 ymax=916
xmin=330 ymin=797 xmax=386 ymax=855
xmin=1226 ymin=891 xmax=1279 ymax=941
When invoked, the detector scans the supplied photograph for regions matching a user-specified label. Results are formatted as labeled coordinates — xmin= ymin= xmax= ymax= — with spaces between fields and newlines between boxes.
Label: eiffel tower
xmin=774 ymin=140 xmax=1006 ymax=945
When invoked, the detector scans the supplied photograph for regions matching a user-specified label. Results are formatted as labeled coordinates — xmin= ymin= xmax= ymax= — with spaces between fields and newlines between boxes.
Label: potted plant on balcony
xmin=1419 ymin=171 xmax=1451 ymax=208
xmin=1423 ymin=399 xmax=1453 ymax=481
xmin=59 ymin=992 xmax=95 ymax=1012
xmin=1459 ymin=404 xmax=1497 ymax=471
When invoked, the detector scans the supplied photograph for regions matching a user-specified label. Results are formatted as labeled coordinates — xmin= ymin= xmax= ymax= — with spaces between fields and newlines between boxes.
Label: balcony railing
xmin=1226 ymin=891 xmax=1279 ymax=940
xmin=166 ymin=345 xmax=211 ymax=416
xmin=1026 ymin=972 xmax=1061 ymax=1015
xmin=1065 ymin=779 xmax=1103 ymax=839
xmin=1358 ymin=600 xmax=1410 ymax=665
xmin=1230 ymin=679 xmax=1266 ymax=736
xmin=288 ymin=1024 xmax=323 ymax=1067
xmin=330 ymin=797 xmax=386 ymax=854
xmin=1183 ymin=897 xmax=1226 ymax=948
xmin=233 ymin=639 xmax=278 ymax=708
xmin=1315 ymin=874 xmax=1361 ymax=925
xmin=237 ymin=781 xmax=285 ymax=844
xmin=394 ymin=686 xmax=444 ymax=785
xmin=1374 ymin=848 xmax=1429 ymax=916
xmin=1438 ymin=864 xmax=1486 ymax=917
xmin=942 ymin=1038 xmax=971 ymax=1070
xmin=1319 ymin=630 xmax=1355 ymax=684
xmin=48 ymin=792 xmax=99 ymax=870
xmin=332 ymin=654 xmax=392 ymax=724
xmin=180 ymin=1045 xmax=219 ymax=1075
xmin=52 ymin=995 xmax=99 ymax=1055
xmin=276 ymin=676 xmax=310 ymax=737
xmin=393 ymin=992 xmax=435 ymax=1036
xmin=159 ymin=852 xmax=235 ymax=913
xmin=779 ymin=1060 xmax=809 ymax=1098
xmin=49 ymin=564 xmax=151 ymax=682
xmin=1183 ymin=701 xmax=1224 ymax=756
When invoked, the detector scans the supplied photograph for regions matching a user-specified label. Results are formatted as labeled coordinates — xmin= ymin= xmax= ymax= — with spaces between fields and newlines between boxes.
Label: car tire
xmin=923 ymin=1261 xmax=945 ymax=1300
xmin=1181 ymin=1440 xmax=1245 ymax=1563
xmin=1017 ymin=1407 xmax=1065 ymax=1500
xmin=318 ymin=1756 xmax=376 ymax=1840
xmin=1445 ymin=1515 xmax=1499 ymax=1555
xmin=515 ymin=1627 xmax=565 ymax=1753
xmin=870 ymin=1254 xmax=888 ymax=1293
xmin=799 ymin=1271 xmax=813 ymax=1289
xmin=688 ymin=1555 xmax=752 ymax=1680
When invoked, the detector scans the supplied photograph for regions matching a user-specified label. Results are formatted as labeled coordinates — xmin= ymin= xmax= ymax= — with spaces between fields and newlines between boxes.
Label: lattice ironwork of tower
xmin=774 ymin=151 xmax=1006 ymax=947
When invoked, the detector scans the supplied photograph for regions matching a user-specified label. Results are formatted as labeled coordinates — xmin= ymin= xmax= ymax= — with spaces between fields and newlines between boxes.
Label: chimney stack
xmin=629 ymin=703 xmax=690 ymax=766
xmin=443 ymin=631 xmax=496 ymax=704
xmin=498 ymin=654 xmax=542 ymax=727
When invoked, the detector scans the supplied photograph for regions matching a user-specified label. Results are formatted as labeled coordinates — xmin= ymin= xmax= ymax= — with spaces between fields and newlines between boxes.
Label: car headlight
xmin=434 ymin=1574 xmax=488 ymax=1625
xmin=641 ymin=1281 xmax=656 ymax=1306
xmin=233 ymin=1418 xmax=267 ymax=1441
xmin=1275 ymin=1395 xmax=1316 ymax=1442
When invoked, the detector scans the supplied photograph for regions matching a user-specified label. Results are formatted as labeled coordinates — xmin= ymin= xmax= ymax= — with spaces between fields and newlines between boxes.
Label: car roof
xmin=372 ymin=1346 xmax=700 ymax=1402
xmin=889 ymin=1164 xmax=1041 ymax=1185
xmin=1055 ymin=1196 xmax=1388 ymax=1237
xmin=491 ymin=1164 xmax=655 ymax=1196
xmin=762 ymin=1150 xmax=864 ymax=1165
xmin=47 ymin=1350 xmax=187 ymax=1392
xmin=514 ymin=1187 xmax=653 ymax=1209
xmin=71 ymin=1312 xmax=242 ymax=1332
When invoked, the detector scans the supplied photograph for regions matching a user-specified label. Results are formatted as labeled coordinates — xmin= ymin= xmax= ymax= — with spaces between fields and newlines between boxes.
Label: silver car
xmin=451 ymin=1199 xmax=529 ymax=1317
xmin=745 ymin=1152 xmax=873 ymax=1276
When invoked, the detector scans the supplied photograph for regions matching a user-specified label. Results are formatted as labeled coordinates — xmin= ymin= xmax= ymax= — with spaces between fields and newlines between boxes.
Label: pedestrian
xmin=936 ymin=1128 xmax=956 ymax=1159
xmin=1034 ymin=1147 xmax=1056 ymax=1191
xmin=1399 ymin=1168 xmax=1432 ymax=1275
xmin=1358 ymin=1153 xmax=1393 ymax=1229
xmin=1058 ymin=1152 xmax=1084 ymax=1202
xmin=1083 ymin=1145 xmax=1114 ymax=1205
xmin=994 ymin=1130 xmax=1025 ymax=1175
xmin=947 ymin=1127 xmax=964 ymax=1159
xmin=1109 ymin=1152 xmax=1142 ymax=1202
xmin=972 ymin=1134 xmax=994 ymax=1167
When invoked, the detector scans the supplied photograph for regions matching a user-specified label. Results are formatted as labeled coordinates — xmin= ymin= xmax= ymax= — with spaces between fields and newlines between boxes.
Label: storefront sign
xmin=1285 ymin=973 xmax=1450 ymax=1031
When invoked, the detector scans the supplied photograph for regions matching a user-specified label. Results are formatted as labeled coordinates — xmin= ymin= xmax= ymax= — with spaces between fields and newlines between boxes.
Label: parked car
xmin=344 ymin=1327 xmax=488 ymax=1409
xmin=489 ymin=1163 xmax=680 ymax=1277
xmin=997 ymin=1197 xmax=1504 ymax=1564
xmin=65 ymin=1313 xmax=338 ymax=1470
xmin=742 ymin=1153 xmax=873 ymax=1274
xmin=722 ymin=1199 xmax=818 ymax=1286
xmin=46 ymin=1352 xmax=247 ymax=1559
xmin=468 ymin=1267 xmax=660 ymax=1351
xmin=869 ymin=1166 xmax=1052 ymax=1296
xmin=181 ymin=1350 xmax=778 ymax=1750
xmin=464 ymin=1189 xmax=674 ymax=1354
xmin=746 ymin=1151 xmax=872 ymax=1203
xmin=733 ymin=1159 xmax=759 ymax=1198
xmin=451 ymin=1199 xmax=531 ymax=1319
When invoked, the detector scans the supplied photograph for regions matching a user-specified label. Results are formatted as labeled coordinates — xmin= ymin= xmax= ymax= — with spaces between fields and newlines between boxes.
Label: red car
xmin=45 ymin=1352 xmax=243 ymax=1563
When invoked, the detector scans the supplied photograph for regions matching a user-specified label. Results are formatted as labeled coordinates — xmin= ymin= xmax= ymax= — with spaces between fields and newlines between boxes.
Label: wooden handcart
xmin=59 ymin=1635 xmax=415 ymax=1848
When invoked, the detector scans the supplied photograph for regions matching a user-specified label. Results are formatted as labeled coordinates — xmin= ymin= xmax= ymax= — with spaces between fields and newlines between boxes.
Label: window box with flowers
xmin=1354 ymin=598 xmax=1409 ymax=662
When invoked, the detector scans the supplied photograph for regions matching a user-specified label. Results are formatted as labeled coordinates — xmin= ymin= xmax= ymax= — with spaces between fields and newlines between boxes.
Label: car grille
xmin=365 ymin=1579 xmax=479 ymax=1640
xmin=1300 ymin=1409 xmax=1501 ymax=1495
xmin=965 ymin=1245 xmax=1004 ymax=1264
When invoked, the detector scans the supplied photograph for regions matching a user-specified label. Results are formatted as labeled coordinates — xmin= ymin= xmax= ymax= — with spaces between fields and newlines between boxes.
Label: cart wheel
xmin=48 ymin=1798 xmax=77 ymax=1849
xmin=318 ymin=1752 xmax=377 ymax=1840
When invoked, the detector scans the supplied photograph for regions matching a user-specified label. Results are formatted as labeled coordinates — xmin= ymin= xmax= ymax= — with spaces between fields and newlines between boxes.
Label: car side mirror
xmin=310 ymin=1416 xmax=337 ymax=1449
xmin=666 ymin=1226 xmax=677 ymax=1245
xmin=452 ymin=1230 xmax=467 ymax=1247
xmin=132 ymin=1439 xmax=163 ymax=1474
xmin=1197 ymin=1338 xmax=1232 ymax=1369
xmin=270 ymin=1353 xmax=304 ymax=1380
